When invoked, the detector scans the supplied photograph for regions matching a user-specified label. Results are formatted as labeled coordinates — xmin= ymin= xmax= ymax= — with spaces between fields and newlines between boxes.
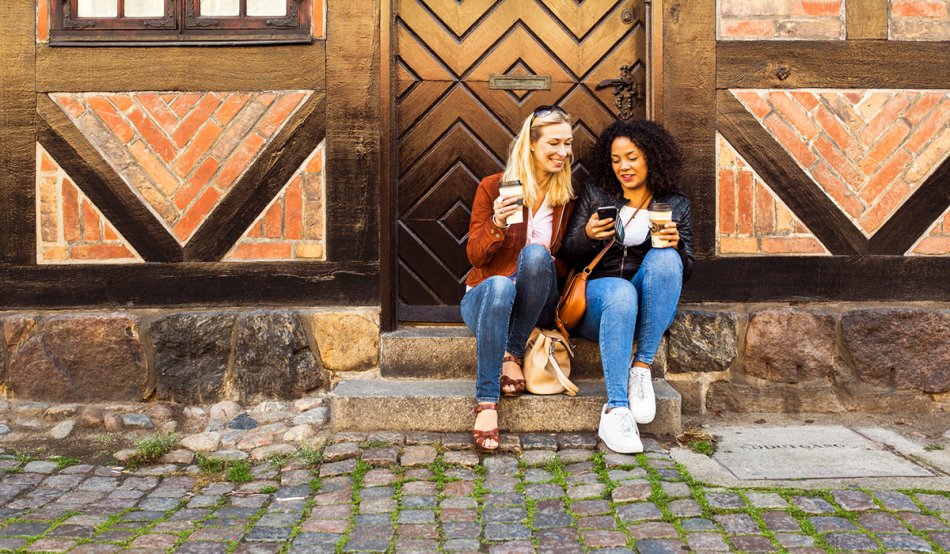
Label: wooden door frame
xmin=380 ymin=0 xmax=397 ymax=331
xmin=379 ymin=0 xmax=663 ymax=330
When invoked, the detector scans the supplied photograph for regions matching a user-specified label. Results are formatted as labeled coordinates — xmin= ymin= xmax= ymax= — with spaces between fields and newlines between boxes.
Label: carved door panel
xmin=396 ymin=0 xmax=648 ymax=321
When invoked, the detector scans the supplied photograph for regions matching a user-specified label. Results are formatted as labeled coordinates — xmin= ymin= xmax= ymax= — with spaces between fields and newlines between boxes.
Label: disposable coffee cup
xmin=649 ymin=202 xmax=673 ymax=248
xmin=498 ymin=181 xmax=525 ymax=225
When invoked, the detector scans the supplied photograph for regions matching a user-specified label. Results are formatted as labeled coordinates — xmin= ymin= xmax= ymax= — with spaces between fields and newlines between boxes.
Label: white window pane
xmin=77 ymin=0 xmax=118 ymax=17
xmin=247 ymin=0 xmax=286 ymax=16
xmin=201 ymin=0 xmax=240 ymax=16
xmin=125 ymin=0 xmax=164 ymax=17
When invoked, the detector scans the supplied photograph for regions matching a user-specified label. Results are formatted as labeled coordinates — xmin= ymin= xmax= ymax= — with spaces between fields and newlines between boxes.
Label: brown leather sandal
xmin=472 ymin=402 xmax=500 ymax=453
xmin=501 ymin=354 xmax=526 ymax=397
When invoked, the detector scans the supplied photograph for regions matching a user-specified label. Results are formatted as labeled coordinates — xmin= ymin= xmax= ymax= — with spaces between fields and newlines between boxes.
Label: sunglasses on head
xmin=532 ymin=105 xmax=566 ymax=119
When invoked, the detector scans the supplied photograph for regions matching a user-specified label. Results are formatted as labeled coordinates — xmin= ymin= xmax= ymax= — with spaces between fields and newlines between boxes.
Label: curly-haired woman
xmin=560 ymin=120 xmax=694 ymax=453
xmin=463 ymin=106 xmax=576 ymax=452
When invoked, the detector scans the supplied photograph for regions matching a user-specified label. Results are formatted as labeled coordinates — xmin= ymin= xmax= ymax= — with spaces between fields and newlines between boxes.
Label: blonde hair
xmin=501 ymin=109 xmax=574 ymax=207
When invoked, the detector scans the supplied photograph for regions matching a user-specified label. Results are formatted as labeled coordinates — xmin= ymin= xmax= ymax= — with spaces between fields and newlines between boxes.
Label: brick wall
xmin=719 ymin=0 xmax=845 ymax=40
xmin=35 ymin=143 xmax=141 ymax=264
xmin=890 ymin=0 xmax=950 ymax=40
xmin=717 ymin=135 xmax=828 ymax=255
xmin=728 ymin=90 xmax=950 ymax=248
xmin=45 ymin=91 xmax=325 ymax=261
xmin=719 ymin=0 xmax=950 ymax=40
xmin=225 ymin=142 xmax=327 ymax=261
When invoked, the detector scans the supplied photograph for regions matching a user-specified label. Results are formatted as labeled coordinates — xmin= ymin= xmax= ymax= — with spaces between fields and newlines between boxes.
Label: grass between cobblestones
xmin=1 ymin=439 xmax=949 ymax=553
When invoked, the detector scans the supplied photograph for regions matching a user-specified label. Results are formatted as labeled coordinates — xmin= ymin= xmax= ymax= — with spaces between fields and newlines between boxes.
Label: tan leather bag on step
xmin=523 ymin=328 xmax=579 ymax=396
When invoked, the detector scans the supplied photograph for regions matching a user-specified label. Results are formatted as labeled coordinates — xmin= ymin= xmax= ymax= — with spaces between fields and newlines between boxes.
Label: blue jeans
xmin=573 ymin=247 xmax=683 ymax=409
xmin=460 ymin=244 xmax=559 ymax=403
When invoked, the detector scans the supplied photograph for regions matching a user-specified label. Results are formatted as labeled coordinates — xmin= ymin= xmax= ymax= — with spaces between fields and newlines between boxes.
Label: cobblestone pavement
xmin=1 ymin=432 xmax=948 ymax=553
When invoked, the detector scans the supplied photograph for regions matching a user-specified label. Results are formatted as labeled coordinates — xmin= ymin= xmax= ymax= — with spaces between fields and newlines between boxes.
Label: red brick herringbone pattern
xmin=909 ymin=207 xmax=950 ymax=255
xmin=717 ymin=134 xmax=828 ymax=255
xmin=35 ymin=143 xmax=141 ymax=264
xmin=224 ymin=143 xmax=326 ymax=261
xmin=733 ymin=89 xmax=950 ymax=236
xmin=51 ymin=91 xmax=311 ymax=244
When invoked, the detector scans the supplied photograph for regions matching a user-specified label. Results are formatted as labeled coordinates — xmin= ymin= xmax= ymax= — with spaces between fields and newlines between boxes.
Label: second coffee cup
xmin=648 ymin=202 xmax=673 ymax=248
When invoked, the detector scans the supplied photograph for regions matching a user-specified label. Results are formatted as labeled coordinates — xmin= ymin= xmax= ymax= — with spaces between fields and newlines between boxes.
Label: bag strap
xmin=582 ymin=194 xmax=650 ymax=275
xmin=546 ymin=341 xmax=579 ymax=396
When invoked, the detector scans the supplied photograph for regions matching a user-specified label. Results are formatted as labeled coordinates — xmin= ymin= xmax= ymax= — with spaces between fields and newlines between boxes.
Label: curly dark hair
xmin=589 ymin=119 xmax=684 ymax=197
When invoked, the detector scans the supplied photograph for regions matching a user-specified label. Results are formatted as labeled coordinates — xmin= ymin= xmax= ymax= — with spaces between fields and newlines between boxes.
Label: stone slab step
xmin=330 ymin=378 xmax=681 ymax=436
xmin=381 ymin=325 xmax=619 ymax=380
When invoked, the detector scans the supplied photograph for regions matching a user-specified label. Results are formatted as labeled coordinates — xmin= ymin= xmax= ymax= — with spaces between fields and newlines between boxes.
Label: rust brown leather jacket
xmin=465 ymin=173 xmax=575 ymax=288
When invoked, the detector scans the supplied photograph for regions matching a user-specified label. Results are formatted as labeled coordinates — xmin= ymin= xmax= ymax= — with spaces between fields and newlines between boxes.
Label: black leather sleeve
xmin=559 ymin=184 xmax=600 ymax=267
xmin=674 ymin=195 xmax=695 ymax=282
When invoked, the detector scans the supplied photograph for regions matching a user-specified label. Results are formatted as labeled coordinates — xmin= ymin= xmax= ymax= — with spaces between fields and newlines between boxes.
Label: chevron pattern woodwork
xmin=909 ymin=206 xmax=950 ymax=255
xmin=396 ymin=0 xmax=646 ymax=311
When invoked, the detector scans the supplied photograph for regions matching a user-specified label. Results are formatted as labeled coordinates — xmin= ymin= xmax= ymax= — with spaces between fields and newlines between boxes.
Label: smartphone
xmin=596 ymin=206 xmax=618 ymax=221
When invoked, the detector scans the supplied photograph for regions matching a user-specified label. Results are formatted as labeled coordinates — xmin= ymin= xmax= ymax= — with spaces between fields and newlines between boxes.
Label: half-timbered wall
xmin=1 ymin=0 xmax=379 ymax=308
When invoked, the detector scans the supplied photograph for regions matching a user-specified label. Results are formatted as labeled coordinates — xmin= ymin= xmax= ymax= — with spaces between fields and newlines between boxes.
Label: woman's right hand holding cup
xmin=492 ymin=196 xmax=521 ymax=228
xmin=585 ymin=212 xmax=616 ymax=241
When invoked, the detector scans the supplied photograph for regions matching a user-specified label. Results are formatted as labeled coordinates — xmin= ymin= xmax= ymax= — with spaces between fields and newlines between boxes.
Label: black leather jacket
xmin=560 ymin=183 xmax=695 ymax=282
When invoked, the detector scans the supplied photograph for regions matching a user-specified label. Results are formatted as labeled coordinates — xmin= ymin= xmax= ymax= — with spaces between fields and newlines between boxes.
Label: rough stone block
xmin=233 ymin=311 xmax=327 ymax=401
xmin=1 ymin=315 xmax=37 ymax=383
xmin=308 ymin=309 xmax=379 ymax=372
xmin=7 ymin=314 xmax=148 ymax=402
xmin=150 ymin=312 xmax=236 ymax=404
xmin=707 ymin=381 xmax=845 ymax=413
xmin=841 ymin=308 xmax=950 ymax=394
xmin=742 ymin=308 xmax=836 ymax=383
xmin=667 ymin=310 xmax=738 ymax=373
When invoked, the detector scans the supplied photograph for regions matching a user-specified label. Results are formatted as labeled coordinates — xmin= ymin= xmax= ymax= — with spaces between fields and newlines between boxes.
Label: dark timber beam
xmin=717 ymin=41 xmax=950 ymax=89
xmin=870 ymin=158 xmax=950 ymax=255
xmin=36 ymin=42 xmax=327 ymax=92
xmin=684 ymin=256 xmax=950 ymax=302
xmin=0 ymin=262 xmax=379 ymax=308
xmin=662 ymin=0 xmax=717 ymax=257
xmin=716 ymin=91 xmax=868 ymax=255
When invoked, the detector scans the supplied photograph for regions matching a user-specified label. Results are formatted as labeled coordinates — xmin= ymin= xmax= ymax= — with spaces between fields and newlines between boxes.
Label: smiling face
xmin=611 ymin=136 xmax=648 ymax=196
xmin=531 ymin=122 xmax=573 ymax=179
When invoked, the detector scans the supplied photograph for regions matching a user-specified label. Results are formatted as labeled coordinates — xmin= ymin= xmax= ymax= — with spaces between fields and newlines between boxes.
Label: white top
xmin=619 ymin=204 xmax=651 ymax=247
xmin=526 ymin=195 xmax=554 ymax=249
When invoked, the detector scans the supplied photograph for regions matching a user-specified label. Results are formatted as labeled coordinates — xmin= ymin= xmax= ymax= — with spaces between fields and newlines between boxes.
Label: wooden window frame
xmin=50 ymin=0 xmax=313 ymax=44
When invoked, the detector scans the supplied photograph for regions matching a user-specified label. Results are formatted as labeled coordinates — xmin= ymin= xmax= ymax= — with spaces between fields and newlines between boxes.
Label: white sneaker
xmin=598 ymin=404 xmax=643 ymax=454
xmin=628 ymin=365 xmax=656 ymax=424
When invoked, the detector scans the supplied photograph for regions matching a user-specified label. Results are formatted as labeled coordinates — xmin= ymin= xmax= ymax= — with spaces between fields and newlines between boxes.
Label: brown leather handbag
xmin=555 ymin=195 xmax=649 ymax=336
xmin=554 ymin=239 xmax=615 ymax=336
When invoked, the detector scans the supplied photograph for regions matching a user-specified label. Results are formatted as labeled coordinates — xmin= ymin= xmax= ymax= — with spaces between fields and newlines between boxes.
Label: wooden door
xmin=395 ymin=0 xmax=648 ymax=321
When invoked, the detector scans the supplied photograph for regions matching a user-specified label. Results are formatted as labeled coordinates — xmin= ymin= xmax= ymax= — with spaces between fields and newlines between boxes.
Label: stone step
xmin=329 ymin=378 xmax=681 ymax=436
xmin=381 ymin=325 xmax=626 ymax=380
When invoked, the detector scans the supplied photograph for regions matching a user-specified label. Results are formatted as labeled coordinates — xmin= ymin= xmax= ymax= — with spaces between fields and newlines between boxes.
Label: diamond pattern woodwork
xmin=396 ymin=0 xmax=647 ymax=313
xmin=224 ymin=142 xmax=326 ymax=262
xmin=717 ymin=134 xmax=829 ymax=256
xmin=36 ymin=143 xmax=142 ymax=264
xmin=733 ymin=89 xmax=950 ymax=237
xmin=50 ymin=91 xmax=311 ymax=244
xmin=909 ymin=206 xmax=950 ymax=255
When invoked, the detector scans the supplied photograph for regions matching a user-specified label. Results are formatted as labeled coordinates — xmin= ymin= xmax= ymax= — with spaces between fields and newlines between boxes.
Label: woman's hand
xmin=654 ymin=222 xmax=680 ymax=248
xmin=492 ymin=196 xmax=521 ymax=227
xmin=585 ymin=212 xmax=616 ymax=241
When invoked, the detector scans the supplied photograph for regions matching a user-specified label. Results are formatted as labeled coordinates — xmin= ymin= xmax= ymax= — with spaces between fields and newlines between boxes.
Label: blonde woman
xmin=462 ymin=106 xmax=576 ymax=452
